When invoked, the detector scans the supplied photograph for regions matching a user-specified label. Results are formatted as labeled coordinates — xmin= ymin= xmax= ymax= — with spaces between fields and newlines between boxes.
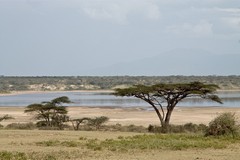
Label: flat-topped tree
xmin=25 ymin=96 xmax=71 ymax=129
xmin=114 ymin=82 xmax=222 ymax=130
xmin=0 ymin=115 xmax=14 ymax=122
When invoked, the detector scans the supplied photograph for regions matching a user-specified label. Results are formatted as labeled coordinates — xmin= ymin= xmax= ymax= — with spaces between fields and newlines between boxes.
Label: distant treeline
xmin=0 ymin=76 xmax=240 ymax=91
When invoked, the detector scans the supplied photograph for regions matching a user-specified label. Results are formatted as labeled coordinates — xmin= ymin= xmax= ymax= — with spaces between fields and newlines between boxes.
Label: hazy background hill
xmin=1 ymin=75 xmax=240 ymax=92
xmin=91 ymin=49 xmax=240 ymax=76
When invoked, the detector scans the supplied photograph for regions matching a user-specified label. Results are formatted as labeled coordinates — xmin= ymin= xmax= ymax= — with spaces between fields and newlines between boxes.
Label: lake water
xmin=0 ymin=91 xmax=240 ymax=108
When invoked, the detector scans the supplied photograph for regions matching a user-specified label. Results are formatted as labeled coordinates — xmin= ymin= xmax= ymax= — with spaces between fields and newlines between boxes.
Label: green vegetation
xmin=87 ymin=116 xmax=109 ymax=130
xmin=1 ymin=76 xmax=240 ymax=91
xmin=70 ymin=116 xmax=109 ymax=131
xmin=205 ymin=112 xmax=240 ymax=137
xmin=148 ymin=123 xmax=208 ymax=133
xmin=0 ymin=115 xmax=14 ymax=128
xmin=1 ymin=128 xmax=240 ymax=160
xmin=24 ymin=96 xmax=71 ymax=130
xmin=114 ymin=82 xmax=222 ymax=131
xmin=0 ymin=151 xmax=27 ymax=160
xmin=34 ymin=134 xmax=240 ymax=151
xmin=87 ymin=134 xmax=240 ymax=151
xmin=5 ymin=122 xmax=36 ymax=130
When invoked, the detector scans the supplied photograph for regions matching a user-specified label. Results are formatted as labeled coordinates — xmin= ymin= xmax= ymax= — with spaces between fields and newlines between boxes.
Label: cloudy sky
xmin=0 ymin=0 xmax=240 ymax=76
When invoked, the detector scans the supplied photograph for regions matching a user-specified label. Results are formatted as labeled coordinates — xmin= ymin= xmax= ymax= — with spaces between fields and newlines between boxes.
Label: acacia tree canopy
xmin=25 ymin=96 xmax=71 ymax=129
xmin=114 ymin=82 xmax=222 ymax=129
xmin=0 ymin=114 xmax=14 ymax=122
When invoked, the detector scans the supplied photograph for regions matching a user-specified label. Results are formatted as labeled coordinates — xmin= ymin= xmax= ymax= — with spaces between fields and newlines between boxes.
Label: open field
xmin=1 ymin=105 xmax=240 ymax=159
xmin=1 ymin=130 xmax=240 ymax=160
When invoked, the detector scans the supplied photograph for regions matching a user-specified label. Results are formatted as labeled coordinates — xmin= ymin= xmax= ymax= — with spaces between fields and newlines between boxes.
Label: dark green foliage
xmin=87 ymin=116 xmax=109 ymax=130
xmin=205 ymin=112 xmax=239 ymax=137
xmin=25 ymin=96 xmax=71 ymax=129
xmin=5 ymin=122 xmax=36 ymax=130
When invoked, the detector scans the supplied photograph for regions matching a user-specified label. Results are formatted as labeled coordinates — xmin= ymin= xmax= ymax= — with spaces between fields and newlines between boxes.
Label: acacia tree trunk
xmin=162 ymin=106 xmax=175 ymax=132
xmin=149 ymin=102 xmax=164 ymax=127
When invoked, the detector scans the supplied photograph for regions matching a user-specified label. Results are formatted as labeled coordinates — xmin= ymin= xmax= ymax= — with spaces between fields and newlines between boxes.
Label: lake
xmin=0 ymin=91 xmax=240 ymax=108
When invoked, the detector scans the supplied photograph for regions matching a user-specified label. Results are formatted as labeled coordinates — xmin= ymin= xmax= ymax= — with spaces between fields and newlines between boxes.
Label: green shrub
xmin=148 ymin=123 xmax=208 ymax=133
xmin=205 ymin=112 xmax=239 ymax=137
xmin=88 ymin=116 xmax=109 ymax=130
xmin=0 ymin=151 xmax=27 ymax=160
xmin=5 ymin=122 xmax=36 ymax=130
xmin=36 ymin=140 xmax=60 ymax=147
xmin=85 ymin=134 xmax=239 ymax=152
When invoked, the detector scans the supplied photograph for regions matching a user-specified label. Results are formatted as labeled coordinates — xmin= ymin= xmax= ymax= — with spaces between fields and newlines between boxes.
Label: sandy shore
xmin=0 ymin=106 xmax=240 ymax=127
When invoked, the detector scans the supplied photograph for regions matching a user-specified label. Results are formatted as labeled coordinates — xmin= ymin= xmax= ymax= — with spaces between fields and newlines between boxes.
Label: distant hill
xmin=91 ymin=48 xmax=240 ymax=76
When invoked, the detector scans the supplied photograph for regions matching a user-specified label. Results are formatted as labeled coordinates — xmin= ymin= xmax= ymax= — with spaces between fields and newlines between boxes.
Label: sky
xmin=0 ymin=0 xmax=240 ymax=76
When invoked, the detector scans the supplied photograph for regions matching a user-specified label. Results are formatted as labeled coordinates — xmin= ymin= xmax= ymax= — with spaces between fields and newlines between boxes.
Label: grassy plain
xmin=1 ymin=130 xmax=240 ymax=160
xmin=0 ymin=106 xmax=240 ymax=159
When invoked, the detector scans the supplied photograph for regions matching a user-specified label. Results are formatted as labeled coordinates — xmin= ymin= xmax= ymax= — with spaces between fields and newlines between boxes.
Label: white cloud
xmin=79 ymin=0 xmax=161 ymax=24
xmin=166 ymin=21 xmax=213 ymax=37
xmin=215 ymin=7 xmax=240 ymax=14
xmin=213 ymin=7 xmax=240 ymax=30
xmin=222 ymin=17 xmax=240 ymax=30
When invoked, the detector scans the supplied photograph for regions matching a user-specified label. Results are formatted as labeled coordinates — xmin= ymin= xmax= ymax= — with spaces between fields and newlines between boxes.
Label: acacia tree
xmin=88 ymin=116 xmax=109 ymax=130
xmin=70 ymin=117 xmax=90 ymax=130
xmin=25 ymin=96 xmax=71 ymax=129
xmin=0 ymin=115 xmax=14 ymax=122
xmin=114 ymin=82 xmax=222 ymax=130
xmin=0 ymin=114 xmax=14 ymax=127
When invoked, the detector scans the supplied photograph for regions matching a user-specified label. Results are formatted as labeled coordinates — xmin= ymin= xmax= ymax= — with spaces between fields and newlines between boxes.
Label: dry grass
xmin=1 ymin=130 xmax=240 ymax=160
xmin=1 ymin=106 xmax=240 ymax=159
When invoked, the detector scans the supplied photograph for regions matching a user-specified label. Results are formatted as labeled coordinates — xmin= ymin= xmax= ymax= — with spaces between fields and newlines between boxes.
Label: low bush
xmin=148 ymin=123 xmax=208 ymax=133
xmin=0 ymin=151 xmax=27 ymax=160
xmin=85 ymin=134 xmax=240 ymax=152
xmin=205 ymin=112 xmax=240 ymax=137
xmin=5 ymin=122 xmax=36 ymax=130
xmin=87 ymin=116 xmax=109 ymax=130
xmin=36 ymin=140 xmax=80 ymax=147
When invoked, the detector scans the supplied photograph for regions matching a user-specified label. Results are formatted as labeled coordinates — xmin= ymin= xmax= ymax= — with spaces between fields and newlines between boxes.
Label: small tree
xmin=0 ymin=115 xmax=14 ymax=127
xmin=88 ymin=116 xmax=109 ymax=130
xmin=114 ymin=82 xmax=222 ymax=131
xmin=0 ymin=115 xmax=14 ymax=122
xmin=70 ymin=118 xmax=91 ymax=130
xmin=25 ymin=96 xmax=71 ymax=129
xmin=205 ymin=112 xmax=239 ymax=137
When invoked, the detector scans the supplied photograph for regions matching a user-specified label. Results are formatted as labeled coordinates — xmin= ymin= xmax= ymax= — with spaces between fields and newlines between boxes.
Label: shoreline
xmin=0 ymin=106 xmax=240 ymax=127
xmin=1 ymin=89 xmax=240 ymax=97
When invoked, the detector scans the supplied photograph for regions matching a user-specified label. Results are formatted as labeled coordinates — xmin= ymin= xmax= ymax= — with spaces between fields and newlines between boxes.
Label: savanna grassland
xmin=1 ymin=130 xmax=240 ymax=160
xmin=1 ymin=107 xmax=240 ymax=160
xmin=1 ymin=77 xmax=240 ymax=159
